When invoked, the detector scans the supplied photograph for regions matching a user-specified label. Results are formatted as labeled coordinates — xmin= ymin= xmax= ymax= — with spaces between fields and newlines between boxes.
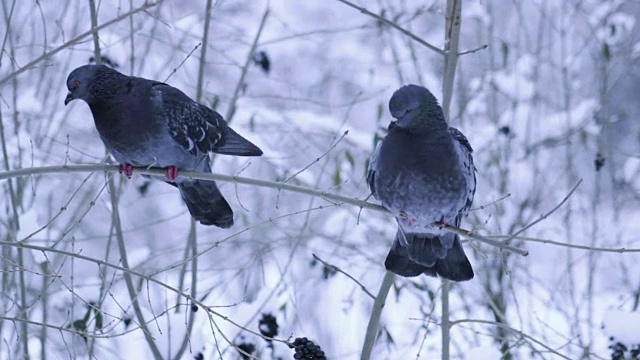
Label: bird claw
xmin=399 ymin=211 xmax=417 ymax=227
xmin=164 ymin=166 xmax=179 ymax=182
xmin=118 ymin=164 xmax=134 ymax=178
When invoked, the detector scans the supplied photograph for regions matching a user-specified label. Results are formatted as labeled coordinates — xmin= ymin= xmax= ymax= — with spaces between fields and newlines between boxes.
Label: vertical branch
xmin=85 ymin=1 xmax=161 ymax=357
xmin=441 ymin=280 xmax=450 ymax=360
xmin=39 ymin=263 xmax=48 ymax=360
xmin=441 ymin=0 xmax=462 ymax=121
xmin=173 ymin=2 xmax=212 ymax=356
xmin=440 ymin=2 xmax=462 ymax=359
xmin=88 ymin=0 xmax=101 ymax=64
xmin=172 ymin=219 xmax=198 ymax=360
xmin=195 ymin=0 xmax=213 ymax=103
xmin=559 ymin=2 xmax=580 ymax=346
xmin=360 ymin=271 xmax=395 ymax=360
xmin=224 ymin=8 xmax=269 ymax=123
xmin=129 ymin=0 xmax=136 ymax=74
xmin=0 ymin=0 xmax=16 ymax=67
xmin=0 ymin=68 xmax=29 ymax=360
xmin=108 ymin=177 xmax=164 ymax=359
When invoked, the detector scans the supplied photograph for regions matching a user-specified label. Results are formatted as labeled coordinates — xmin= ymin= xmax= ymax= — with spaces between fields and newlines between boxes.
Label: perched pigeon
xmin=65 ymin=64 xmax=263 ymax=228
xmin=367 ymin=84 xmax=476 ymax=281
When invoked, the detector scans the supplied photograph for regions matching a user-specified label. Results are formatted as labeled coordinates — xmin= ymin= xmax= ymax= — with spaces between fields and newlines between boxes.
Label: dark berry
xmin=595 ymin=153 xmax=605 ymax=172
xmin=258 ymin=313 xmax=279 ymax=339
xmin=291 ymin=337 xmax=326 ymax=360
xmin=498 ymin=125 xmax=511 ymax=136
xmin=191 ymin=304 xmax=198 ymax=312
xmin=252 ymin=51 xmax=270 ymax=74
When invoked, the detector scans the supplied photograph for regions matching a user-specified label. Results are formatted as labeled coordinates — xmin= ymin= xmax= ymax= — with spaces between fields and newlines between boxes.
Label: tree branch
xmin=360 ymin=271 xmax=395 ymax=360
xmin=0 ymin=1 xmax=161 ymax=86
xmin=312 ymin=253 xmax=375 ymax=299
xmin=0 ymin=163 xmax=528 ymax=255
xmin=335 ymin=0 xmax=444 ymax=55
xmin=224 ymin=7 xmax=270 ymax=122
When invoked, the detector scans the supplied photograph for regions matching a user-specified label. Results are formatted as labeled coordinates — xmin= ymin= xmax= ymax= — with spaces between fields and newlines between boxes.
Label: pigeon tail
xmin=215 ymin=127 xmax=263 ymax=156
xmin=385 ymin=231 xmax=473 ymax=281
xmin=177 ymin=179 xmax=233 ymax=228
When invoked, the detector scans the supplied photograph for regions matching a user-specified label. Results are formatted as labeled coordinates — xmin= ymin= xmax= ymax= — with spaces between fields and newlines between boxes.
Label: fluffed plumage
xmin=367 ymin=84 xmax=476 ymax=281
xmin=65 ymin=64 xmax=263 ymax=228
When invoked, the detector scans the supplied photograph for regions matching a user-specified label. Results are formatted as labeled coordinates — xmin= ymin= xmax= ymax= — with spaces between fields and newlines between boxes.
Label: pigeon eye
xmin=74 ymin=80 xmax=81 ymax=88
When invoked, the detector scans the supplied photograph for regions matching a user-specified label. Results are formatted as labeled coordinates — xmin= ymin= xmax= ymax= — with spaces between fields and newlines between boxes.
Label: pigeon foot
xmin=399 ymin=211 xmax=417 ymax=227
xmin=164 ymin=166 xmax=179 ymax=181
xmin=118 ymin=164 xmax=134 ymax=178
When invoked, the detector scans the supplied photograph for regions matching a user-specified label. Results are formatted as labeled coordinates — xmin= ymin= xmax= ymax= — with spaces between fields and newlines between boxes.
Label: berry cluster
xmin=258 ymin=313 xmax=279 ymax=339
xmin=291 ymin=337 xmax=326 ymax=360
xmin=609 ymin=337 xmax=640 ymax=360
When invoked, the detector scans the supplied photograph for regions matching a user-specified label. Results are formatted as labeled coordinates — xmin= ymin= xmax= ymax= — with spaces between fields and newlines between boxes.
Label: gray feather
xmin=65 ymin=64 xmax=263 ymax=227
xmin=368 ymin=84 xmax=476 ymax=281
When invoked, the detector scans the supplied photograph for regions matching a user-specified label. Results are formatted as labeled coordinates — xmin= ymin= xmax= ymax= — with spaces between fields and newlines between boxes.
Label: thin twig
xmin=0 ymin=1 xmax=161 ymax=86
xmin=468 ymin=193 xmax=511 ymax=211
xmin=360 ymin=271 xmax=395 ymax=360
xmin=504 ymin=179 xmax=582 ymax=243
xmin=496 ymin=235 xmax=640 ymax=253
xmin=458 ymin=44 xmax=488 ymax=56
xmin=163 ymin=42 xmax=201 ymax=83
xmin=284 ymin=130 xmax=349 ymax=183
xmin=0 ymin=230 xmax=308 ymax=347
xmin=442 ymin=224 xmax=528 ymax=256
xmin=335 ymin=0 xmax=444 ymax=55
xmin=312 ymin=254 xmax=375 ymax=299
xmin=449 ymin=319 xmax=573 ymax=360
xmin=224 ymin=7 xmax=270 ymax=122
xmin=0 ymin=163 xmax=528 ymax=255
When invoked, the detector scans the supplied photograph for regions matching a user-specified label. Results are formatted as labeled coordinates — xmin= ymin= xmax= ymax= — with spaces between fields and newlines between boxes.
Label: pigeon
xmin=65 ymin=64 xmax=263 ymax=228
xmin=367 ymin=84 xmax=476 ymax=281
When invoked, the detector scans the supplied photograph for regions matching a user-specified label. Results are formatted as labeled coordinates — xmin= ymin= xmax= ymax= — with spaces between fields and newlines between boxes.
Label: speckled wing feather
xmin=65 ymin=65 xmax=265 ymax=228
xmin=448 ymin=126 xmax=476 ymax=225
xmin=366 ymin=141 xmax=382 ymax=196
xmin=153 ymin=83 xmax=262 ymax=157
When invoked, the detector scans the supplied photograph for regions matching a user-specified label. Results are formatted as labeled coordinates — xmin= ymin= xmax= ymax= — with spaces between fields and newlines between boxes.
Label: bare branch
xmin=0 ymin=1 xmax=161 ymax=86
xmin=504 ymin=179 xmax=583 ymax=243
xmin=312 ymin=253 xmax=375 ymax=299
xmin=360 ymin=271 xmax=395 ymax=360
xmin=335 ymin=0 xmax=444 ymax=55
xmin=284 ymin=130 xmax=349 ymax=183
xmin=0 ymin=163 xmax=529 ymax=255
xmin=225 ymin=7 xmax=270 ymax=122
xmin=458 ymin=44 xmax=488 ymax=56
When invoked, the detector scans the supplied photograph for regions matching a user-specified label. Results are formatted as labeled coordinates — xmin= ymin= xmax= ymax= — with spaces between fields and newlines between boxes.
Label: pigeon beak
xmin=64 ymin=92 xmax=74 ymax=106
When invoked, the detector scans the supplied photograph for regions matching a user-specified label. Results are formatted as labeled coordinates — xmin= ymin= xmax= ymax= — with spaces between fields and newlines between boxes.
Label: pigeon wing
xmin=449 ymin=126 xmax=476 ymax=226
xmin=366 ymin=140 xmax=382 ymax=197
xmin=153 ymin=83 xmax=261 ymax=157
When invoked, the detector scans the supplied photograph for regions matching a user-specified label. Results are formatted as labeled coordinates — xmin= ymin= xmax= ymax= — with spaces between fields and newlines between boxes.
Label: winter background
xmin=1 ymin=0 xmax=640 ymax=359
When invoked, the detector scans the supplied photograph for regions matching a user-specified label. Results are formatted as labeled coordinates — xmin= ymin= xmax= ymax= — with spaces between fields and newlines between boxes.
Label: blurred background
xmin=1 ymin=0 xmax=640 ymax=359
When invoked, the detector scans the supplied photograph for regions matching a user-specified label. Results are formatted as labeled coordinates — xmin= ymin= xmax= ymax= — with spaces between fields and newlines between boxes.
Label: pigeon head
xmin=388 ymin=84 xmax=445 ymax=129
xmin=65 ymin=64 xmax=120 ymax=106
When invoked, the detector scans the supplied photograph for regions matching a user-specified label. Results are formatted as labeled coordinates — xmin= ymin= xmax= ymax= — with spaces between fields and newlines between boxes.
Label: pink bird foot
xmin=164 ymin=166 xmax=179 ymax=182
xmin=399 ymin=211 xmax=416 ymax=226
xmin=118 ymin=164 xmax=134 ymax=178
